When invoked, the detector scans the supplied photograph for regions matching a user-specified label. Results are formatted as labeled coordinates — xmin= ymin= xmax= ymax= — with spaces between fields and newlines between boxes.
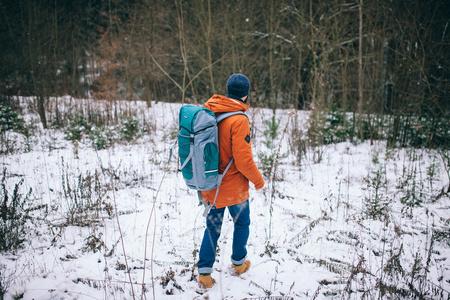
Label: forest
xmin=1 ymin=0 xmax=449 ymax=148
xmin=1 ymin=1 xmax=450 ymax=299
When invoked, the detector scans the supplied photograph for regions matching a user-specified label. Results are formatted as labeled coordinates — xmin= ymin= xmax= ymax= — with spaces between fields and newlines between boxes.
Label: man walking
xmin=197 ymin=73 xmax=265 ymax=289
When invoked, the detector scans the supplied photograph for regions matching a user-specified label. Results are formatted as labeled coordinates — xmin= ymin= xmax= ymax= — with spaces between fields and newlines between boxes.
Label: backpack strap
xmin=177 ymin=132 xmax=202 ymax=191
xmin=178 ymin=133 xmax=194 ymax=171
xmin=167 ymin=139 xmax=177 ymax=164
xmin=201 ymin=157 xmax=234 ymax=217
xmin=216 ymin=111 xmax=247 ymax=123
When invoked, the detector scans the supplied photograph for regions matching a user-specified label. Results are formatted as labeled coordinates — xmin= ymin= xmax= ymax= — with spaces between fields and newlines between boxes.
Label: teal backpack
xmin=177 ymin=105 xmax=247 ymax=216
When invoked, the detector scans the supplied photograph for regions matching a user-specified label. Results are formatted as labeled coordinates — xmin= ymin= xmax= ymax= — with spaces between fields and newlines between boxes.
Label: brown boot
xmin=198 ymin=274 xmax=215 ymax=288
xmin=232 ymin=260 xmax=250 ymax=275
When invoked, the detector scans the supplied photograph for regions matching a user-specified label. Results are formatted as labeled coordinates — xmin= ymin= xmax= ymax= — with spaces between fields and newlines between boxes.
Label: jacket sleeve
xmin=230 ymin=116 xmax=265 ymax=190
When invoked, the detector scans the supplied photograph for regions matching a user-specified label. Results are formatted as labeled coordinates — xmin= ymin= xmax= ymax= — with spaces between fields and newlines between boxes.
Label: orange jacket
xmin=201 ymin=95 xmax=265 ymax=208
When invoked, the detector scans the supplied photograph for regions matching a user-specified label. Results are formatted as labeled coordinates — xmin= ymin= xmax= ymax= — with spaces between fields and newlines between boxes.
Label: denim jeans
xmin=197 ymin=200 xmax=250 ymax=275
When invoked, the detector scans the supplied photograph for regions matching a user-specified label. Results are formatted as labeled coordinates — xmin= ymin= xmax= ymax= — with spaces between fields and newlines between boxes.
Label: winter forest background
xmin=0 ymin=0 xmax=449 ymax=299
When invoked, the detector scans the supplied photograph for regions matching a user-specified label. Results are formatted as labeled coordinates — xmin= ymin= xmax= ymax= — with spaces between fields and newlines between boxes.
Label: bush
xmin=363 ymin=167 xmax=389 ymax=220
xmin=120 ymin=116 xmax=141 ymax=142
xmin=89 ymin=126 xmax=115 ymax=150
xmin=0 ymin=169 xmax=33 ymax=252
xmin=65 ymin=113 xmax=92 ymax=141
xmin=322 ymin=108 xmax=350 ymax=144
xmin=259 ymin=115 xmax=287 ymax=179
xmin=65 ymin=112 xmax=143 ymax=146
xmin=60 ymin=160 xmax=112 ymax=226
xmin=0 ymin=105 xmax=25 ymax=133
xmin=321 ymin=108 xmax=374 ymax=145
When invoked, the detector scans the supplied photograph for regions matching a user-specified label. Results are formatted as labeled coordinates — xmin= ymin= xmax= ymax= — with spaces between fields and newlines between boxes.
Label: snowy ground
xmin=1 ymin=98 xmax=449 ymax=299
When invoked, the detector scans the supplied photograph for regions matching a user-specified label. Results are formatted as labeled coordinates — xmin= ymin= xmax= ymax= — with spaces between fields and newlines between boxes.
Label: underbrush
xmin=60 ymin=158 xmax=113 ymax=227
xmin=65 ymin=112 xmax=144 ymax=149
xmin=0 ymin=102 xmax=36 ymax=155
xmin=259 ymin=107 xmax=449 ymax=299
xmin=0 ymin=168 xmax=46 ymax=252
xmin=0 ymin=97 xmax=448 ymax=299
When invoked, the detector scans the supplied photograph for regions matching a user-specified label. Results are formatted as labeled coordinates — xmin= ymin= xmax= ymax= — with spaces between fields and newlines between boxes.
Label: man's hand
xmin=255 ymin=179 xmax=265 ymax=191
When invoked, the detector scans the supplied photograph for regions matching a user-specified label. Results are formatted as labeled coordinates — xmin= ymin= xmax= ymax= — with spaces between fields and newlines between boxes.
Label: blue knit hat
xmin=226 ymin=73 xmax=250 ymax=101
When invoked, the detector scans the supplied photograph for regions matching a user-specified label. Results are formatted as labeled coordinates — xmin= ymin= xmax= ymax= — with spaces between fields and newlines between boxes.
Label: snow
xmin=1 ymin=98 xmax=449 ymax=299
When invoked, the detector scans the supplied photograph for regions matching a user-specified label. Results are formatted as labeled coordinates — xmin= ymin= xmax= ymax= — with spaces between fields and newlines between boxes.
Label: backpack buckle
xmin=203 ymin=204 xmax=212 ymax=217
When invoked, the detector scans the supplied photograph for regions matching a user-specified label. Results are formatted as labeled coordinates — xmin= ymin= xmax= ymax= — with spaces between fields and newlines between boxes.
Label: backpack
xmin=177 ymin=105 xmax=247 ymax=216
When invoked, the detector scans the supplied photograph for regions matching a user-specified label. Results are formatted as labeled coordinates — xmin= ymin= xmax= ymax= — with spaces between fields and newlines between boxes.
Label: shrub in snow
xmin=120 ymin=116 xmax=141 ymax=142
xmin=0 ymin=170 xmax=32 ymax=252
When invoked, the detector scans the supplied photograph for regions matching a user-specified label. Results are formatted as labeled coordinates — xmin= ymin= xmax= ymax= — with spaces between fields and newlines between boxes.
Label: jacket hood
xmin=204 ymin=95 xmax=250 ymax=114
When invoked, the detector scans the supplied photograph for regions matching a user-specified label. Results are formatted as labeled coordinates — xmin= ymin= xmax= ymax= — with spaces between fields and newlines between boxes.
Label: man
xmin=197 ymin=73 xmax=265 ymax=289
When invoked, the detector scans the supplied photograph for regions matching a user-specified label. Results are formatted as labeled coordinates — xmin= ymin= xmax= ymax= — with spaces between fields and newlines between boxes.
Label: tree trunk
xmin=388 ymin=114 xmax=400 ymax=148
xmin=205 ymin=0 xmax=215 ymax=94
xmin=357 ymin=0 xmax=364 ymax=142
xmin=310 ymin=0 xmax=317 ymax=110
xmin=37 ymin=95 xmax=48 ymax=129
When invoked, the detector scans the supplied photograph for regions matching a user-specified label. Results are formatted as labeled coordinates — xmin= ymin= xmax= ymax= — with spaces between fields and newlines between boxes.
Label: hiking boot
xmin=232 ymin=260 xmax=250 ymax=275
xmin=198 ymin=274 xmax=215 ymax=288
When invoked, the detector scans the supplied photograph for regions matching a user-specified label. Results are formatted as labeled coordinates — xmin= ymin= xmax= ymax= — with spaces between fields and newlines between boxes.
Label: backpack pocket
xmin=203 ymin=142 xmax=218 ymax=178
xmin=178 ymin=128 xmax=193 ymax=180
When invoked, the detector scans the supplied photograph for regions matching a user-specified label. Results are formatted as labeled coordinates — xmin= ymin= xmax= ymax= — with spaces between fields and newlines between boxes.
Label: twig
xmin=146 ymin=48 xmax=230 ymax=96
xmin=107 ymin=148 xmax=136 ymax=299
xmin=142 ymin=154 xmax=172 ymax=299
xmin=268 ymin=110 xmax=295 ymax=239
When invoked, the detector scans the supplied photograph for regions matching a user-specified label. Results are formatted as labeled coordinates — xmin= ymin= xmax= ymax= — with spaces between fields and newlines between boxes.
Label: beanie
xmin=226 ymin=73 xmax=250 ymax=101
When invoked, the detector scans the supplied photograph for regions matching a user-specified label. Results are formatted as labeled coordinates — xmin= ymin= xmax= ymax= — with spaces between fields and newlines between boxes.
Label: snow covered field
xmin=1 ymin=98 xmax=449 ymax=299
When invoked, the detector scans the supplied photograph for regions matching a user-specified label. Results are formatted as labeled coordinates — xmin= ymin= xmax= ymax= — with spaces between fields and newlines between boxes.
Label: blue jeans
xmin=198 ymin=200 xmax=250 ymax=275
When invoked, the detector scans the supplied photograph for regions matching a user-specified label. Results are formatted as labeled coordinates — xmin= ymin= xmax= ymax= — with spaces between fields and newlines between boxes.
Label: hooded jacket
xmin=201 ymin=95 xmax=265 ymax=208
